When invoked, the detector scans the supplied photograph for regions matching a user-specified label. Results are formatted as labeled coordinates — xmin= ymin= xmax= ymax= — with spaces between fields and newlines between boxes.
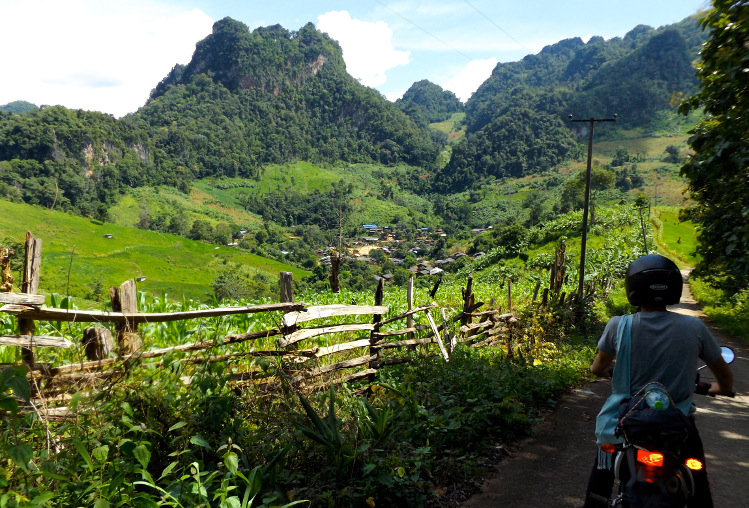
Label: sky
xmin=0 ymin=0 xmax=709 ymax=118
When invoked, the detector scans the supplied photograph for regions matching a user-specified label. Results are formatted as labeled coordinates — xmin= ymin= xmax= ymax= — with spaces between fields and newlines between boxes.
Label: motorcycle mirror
xmin=721 ymin=346 xmax=736 ymax=365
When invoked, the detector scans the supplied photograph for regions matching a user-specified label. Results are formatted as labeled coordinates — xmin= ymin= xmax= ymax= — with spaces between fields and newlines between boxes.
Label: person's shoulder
xmin=668 ymin=311 xmax=706 ymax=327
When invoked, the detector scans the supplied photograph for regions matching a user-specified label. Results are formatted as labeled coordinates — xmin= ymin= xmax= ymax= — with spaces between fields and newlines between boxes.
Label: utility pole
xmin=568 ymin=114 xmax=617 ymax=301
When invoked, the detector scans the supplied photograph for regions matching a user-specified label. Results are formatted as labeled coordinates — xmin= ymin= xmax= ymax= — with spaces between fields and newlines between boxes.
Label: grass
xmin=109 ymin=186 xmax=263 ymax=230
xmin=690 ymin=279 xmax=749 ymax=341
xmin=651 ymin=206 xmax=699 ymax=268
xmin=594 ymin=134 xmax=690 ymax=158
xmin=0 ymin=200 xmax=308 ymax=303
xmin=430 ymin=113 xmax=466 ymax=143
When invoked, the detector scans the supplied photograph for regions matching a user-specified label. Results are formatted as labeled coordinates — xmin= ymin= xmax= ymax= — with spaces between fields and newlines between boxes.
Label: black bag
xmin=615 ymin=383 xmax=692 ymax=453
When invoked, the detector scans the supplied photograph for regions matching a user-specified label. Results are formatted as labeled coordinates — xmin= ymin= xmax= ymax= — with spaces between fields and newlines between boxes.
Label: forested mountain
xmin=0 ymin=15 xmax=705 ymax=213
xmin=0 ymin=101 xmax=38 ymax=114
xmin=396 ymin=80 xmax=463 ymax=127
xmin=0 ymin=18 xmax=439 ymax=218
xmin=140 ymin=19 xmax=439 ymax=179
xmin=433 ymin=16 xmax=705 ymax=192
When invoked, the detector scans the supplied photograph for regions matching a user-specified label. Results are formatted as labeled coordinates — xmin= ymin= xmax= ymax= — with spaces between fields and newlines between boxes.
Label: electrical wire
xmin=372 ymin=0 xmax=473 ymax=61
xmin=462 ymin=0 xmax=534 ymax=55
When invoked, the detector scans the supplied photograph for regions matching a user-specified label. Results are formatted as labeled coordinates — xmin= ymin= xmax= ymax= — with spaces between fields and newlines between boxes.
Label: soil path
xmin=461 ymin=273 xmax=749 ymax=507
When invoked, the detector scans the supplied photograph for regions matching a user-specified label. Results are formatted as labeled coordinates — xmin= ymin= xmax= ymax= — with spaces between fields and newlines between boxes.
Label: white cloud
xmin=0 ymin=0 xmax=214 ymax=117
xmin=317 ymin=10 xmax=410 ymax=88
xmin=443 ymin=58 xmax=497 ymax=102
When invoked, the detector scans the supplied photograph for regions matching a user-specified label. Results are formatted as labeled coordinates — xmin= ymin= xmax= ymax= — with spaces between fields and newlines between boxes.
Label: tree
xmin=679 ymin=0 xmax=749 ymax=290
xmin=190 ymin=219 xmax=214 ymax=242
xmin=664 ymin=145 xmax=681 ymax=164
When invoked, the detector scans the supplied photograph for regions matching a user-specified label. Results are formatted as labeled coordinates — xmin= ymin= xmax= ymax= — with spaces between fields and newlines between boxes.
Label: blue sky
xmin=0 ymin=0 xmax=708 ymax=117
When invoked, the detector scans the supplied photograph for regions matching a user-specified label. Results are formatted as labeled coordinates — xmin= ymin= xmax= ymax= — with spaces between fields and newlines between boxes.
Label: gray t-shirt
xmin=597 ymin=311 xmax=722 ymax=406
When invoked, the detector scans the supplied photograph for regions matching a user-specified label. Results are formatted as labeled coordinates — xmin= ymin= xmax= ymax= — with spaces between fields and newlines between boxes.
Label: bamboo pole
xmin=0 ymin=293 xmax=45 ymax=306
xmin=282 ymin=304 xmax=388 ymax=328
xmin=424 ymin=309 xmax=449 ymax=361
xmin=0 ymin=335 xmax=74 ymax=348
xmin=278 ymin=323 xmax=375 ymax=348
xmin=0 ymin=302 xmax=307 ymax=323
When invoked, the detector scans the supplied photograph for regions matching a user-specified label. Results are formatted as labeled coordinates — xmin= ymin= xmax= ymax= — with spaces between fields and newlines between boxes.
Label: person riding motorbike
xmin=583 ymin=254 xmax=734 ymax=507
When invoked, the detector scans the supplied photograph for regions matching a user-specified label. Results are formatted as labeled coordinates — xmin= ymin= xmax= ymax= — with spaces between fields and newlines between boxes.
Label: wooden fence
xmin=0 ymin=232 xmax=588 ymax=416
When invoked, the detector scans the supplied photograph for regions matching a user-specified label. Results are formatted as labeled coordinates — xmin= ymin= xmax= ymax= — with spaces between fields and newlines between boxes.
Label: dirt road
xmin=461 ymin=276 xmax=749 ymax=507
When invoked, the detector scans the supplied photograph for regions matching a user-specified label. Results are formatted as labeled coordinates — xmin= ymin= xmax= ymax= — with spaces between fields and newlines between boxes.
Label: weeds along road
xmin=461 ymin=274 xmax=749 ymax=507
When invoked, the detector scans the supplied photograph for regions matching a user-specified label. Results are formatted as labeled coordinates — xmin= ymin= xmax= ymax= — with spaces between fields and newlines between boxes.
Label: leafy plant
xmin=294 ymin=386 xmax=355 ymax=481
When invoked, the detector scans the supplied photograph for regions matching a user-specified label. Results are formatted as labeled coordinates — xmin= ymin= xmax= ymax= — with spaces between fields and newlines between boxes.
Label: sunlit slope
xmin=0 ymin=200 xmax=308 ymax=302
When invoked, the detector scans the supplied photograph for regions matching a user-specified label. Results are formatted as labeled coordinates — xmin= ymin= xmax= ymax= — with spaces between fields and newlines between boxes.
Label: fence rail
xmin=0 ymin=232 xmax=592 ymax=414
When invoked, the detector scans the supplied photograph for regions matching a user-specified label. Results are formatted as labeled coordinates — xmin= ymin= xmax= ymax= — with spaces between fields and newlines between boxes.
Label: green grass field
xmin=0 ymin=200 xmax=308 ymax=304
xmin=594 ymin=135 xmax=690 ymax=159
xmin=651 ymin=206 xmax=699 ymax=268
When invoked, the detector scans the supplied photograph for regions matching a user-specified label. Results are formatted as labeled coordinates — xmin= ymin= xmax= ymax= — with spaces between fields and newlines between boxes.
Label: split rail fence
xmin=0 ymin=232 xmax=587 ymax=416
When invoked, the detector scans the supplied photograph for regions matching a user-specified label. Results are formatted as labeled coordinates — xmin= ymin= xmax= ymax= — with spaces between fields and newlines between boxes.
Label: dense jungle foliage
xmin=678 ymin=0 xmax=749 ymax=293
xmin=395 ymin=80 xmax=464 ymax=127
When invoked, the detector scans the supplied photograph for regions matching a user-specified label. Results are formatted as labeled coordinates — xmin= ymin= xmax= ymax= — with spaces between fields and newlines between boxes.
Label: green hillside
xmin=0 ymin=200 xmax=307 ymax=303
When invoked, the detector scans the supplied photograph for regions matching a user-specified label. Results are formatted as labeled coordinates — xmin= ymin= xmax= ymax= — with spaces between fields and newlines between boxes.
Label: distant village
xmin=316 ymin=223 xmax=489 ymax=279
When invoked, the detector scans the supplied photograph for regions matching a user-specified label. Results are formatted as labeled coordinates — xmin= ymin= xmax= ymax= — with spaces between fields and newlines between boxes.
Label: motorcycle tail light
xmin=637 ymin=449 xmax=664 ymax=467
xmin=600 ymin=443 xmax=617 ymax=454
xmin=685 ymin=458 xmax=703 ymax=471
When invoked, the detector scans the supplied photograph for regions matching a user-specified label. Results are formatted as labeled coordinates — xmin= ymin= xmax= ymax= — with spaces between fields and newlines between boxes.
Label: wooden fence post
xmin=1 ymin=246 xmax=13 ymax=292
xmin=406 ymin=276 xmax=414 ymax=343
xmin=368 ymin=278 xmax=385 ymax=382
xmin=20 ymin=232 xmax=42 ymax=366
xmin=460 ymin=275 xmax=473 ymax=329
xmin=110 ymin=279 xmax=141 ymax=356
xmin=280 ymin=272 xmax=293 ymax=303
xmin=532 ymin=280 xmax=541 ymax=302
xmin=507 ymin=279 xmax=512 ymax=313
xmin=82 ymin=327 xmax=113 ymax=361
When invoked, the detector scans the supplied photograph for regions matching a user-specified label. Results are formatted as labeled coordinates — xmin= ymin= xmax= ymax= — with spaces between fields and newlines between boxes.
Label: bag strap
xmin=610 ymin=314 xmax=632 ymax=396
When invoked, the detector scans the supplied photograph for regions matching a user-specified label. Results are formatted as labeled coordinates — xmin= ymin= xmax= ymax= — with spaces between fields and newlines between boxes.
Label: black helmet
xmin=625 ymin=254 xmax=682 ymax=306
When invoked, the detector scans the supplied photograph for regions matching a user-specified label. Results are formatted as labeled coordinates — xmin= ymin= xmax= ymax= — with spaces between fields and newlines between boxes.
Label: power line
xmin=462 ymin=0 xmax=534 ymax=55
xmin=372 ymin=0 xmax=473 ymax=61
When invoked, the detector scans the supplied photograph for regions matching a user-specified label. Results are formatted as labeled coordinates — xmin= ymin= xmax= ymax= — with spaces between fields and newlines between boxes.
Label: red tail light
xmin=637 ymin=449 xmax=664 ymax=467
xmin=685 ymin=458 xmax=703 ymax=471
xmin=600 ymin=443 xmax=617 ymax=454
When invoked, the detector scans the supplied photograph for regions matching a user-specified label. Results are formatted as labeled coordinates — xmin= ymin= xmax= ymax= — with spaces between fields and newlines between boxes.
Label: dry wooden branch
xmin=310 ymin=338 xmax=371 ymax=358
xmin=278 ymin=323 xmax=374 ymax=348
xmin=374 ymin=303 xmax=438 ymax=328
xmin=460 ymin=320 xmax=493 ymax=333
xmin=375 ymin=357 xmax=412 ymax=367
xmin=312 ymin=368 xmax=378 ymax=391
xmin=377 ymin=337 xmax=437 ymax=349
xmin=0 ymin=334 xmax=74 ymax=348
xmin=290 ymin=354 xmax=376 ymax=385
xmin=50 ymin=328 xmax=282 ymax=374
xmin=0 ymin=293 xmax=45 ymax=305
xmin=425 ymin=310 xmax=449 ymax=361
xmin=282 ymin=304 xmax=388 ymax=328
xmin=372 ymin=327 xmax=418 ymax=338
xmin=0 ymin=302 xmax=307 ymax=324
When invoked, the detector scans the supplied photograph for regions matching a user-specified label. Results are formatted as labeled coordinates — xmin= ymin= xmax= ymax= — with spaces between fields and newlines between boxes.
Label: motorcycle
xmin=588 ymin=346 xmax=736 ymax=507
